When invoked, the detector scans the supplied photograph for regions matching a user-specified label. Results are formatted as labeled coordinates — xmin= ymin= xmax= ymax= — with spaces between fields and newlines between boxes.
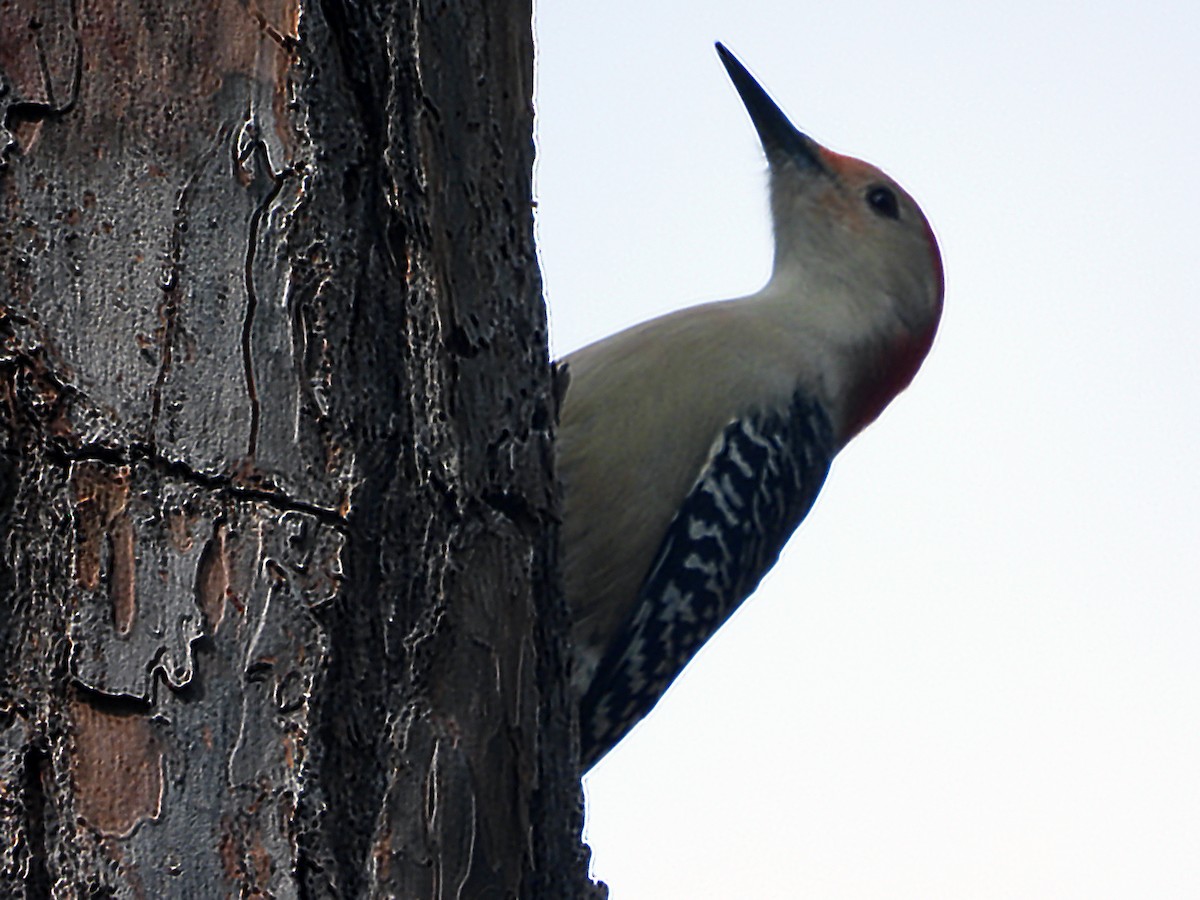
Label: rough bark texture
xmin=0 ymin=1 xmax=598 ymax=896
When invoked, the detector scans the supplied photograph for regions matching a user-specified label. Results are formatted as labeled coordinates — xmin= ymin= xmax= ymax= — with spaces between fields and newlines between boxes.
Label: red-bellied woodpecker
xmin=558 ymin=43 xmax=944 ymax=770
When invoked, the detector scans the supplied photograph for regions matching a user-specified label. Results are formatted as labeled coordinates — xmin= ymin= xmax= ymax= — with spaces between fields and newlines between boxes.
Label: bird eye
xmin=866 ymin=185 xmax=899 ymax=219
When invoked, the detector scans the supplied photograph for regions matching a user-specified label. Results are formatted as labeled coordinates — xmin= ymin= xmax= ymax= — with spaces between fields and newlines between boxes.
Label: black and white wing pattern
xmin=580 ymin=391 xmax=835 ymax=767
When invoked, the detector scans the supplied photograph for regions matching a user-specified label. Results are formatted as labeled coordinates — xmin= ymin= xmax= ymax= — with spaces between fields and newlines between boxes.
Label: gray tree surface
xmin=0 ymin=1 xmax=598 ymax=895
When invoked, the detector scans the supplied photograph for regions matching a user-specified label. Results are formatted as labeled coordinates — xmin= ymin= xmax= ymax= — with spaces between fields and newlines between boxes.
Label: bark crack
xmin=21 ymin=742 xmax=51 ymax=899
xmin=0 ymin=325 xmax=348 ymax=530
xmin=247 ymin=7 xmax=299 ymax=52
xmin=238 ymin=133 xmax=291 ymax=460
xmin=52 ymin=439 xmax=348 ymax=531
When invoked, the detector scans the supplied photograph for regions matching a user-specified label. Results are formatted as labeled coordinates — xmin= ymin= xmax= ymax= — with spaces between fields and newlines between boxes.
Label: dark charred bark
xmin=0 ymin=1 xmax=599 ymax=895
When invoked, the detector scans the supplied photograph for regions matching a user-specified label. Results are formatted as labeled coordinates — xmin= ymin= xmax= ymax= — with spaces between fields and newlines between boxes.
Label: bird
xmin=557 ymin=42 xmax=944 ymax=770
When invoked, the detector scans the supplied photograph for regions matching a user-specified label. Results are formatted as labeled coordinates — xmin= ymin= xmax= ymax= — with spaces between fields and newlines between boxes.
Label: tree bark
xmin=0 ymin=1 xmax=597 ymax=896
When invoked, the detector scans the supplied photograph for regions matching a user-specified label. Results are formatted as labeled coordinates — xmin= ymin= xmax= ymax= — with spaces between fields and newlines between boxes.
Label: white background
xmin=534 ymin=2 xmax=1200 ymax=897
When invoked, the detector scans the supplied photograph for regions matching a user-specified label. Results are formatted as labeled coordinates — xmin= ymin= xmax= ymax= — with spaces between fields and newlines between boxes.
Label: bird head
xmin=717 ymin=42 xmax=944 ymax=439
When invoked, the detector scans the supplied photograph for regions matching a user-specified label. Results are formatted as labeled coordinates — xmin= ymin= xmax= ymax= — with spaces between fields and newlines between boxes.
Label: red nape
xmin=842 ymin=322 xmax=939 ymax=442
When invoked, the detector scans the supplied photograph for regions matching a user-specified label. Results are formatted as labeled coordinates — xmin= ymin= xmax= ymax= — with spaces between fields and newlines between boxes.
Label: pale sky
xmin=534 ymin=2 xmax=1200 ymax=897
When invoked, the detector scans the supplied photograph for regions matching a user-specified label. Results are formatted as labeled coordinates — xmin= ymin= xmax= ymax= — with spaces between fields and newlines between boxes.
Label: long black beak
xmin=715 ymin=42 xmax=824 ymax=172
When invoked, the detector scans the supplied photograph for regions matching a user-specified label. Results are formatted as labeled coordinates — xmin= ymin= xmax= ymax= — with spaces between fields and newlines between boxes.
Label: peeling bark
xmin=0 ymin=1 xmax=597 ymax=896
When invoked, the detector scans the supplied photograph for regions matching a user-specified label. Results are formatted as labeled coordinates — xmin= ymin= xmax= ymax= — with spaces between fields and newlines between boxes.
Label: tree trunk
xmin=0 ymin=1 xmax=598 ymax=896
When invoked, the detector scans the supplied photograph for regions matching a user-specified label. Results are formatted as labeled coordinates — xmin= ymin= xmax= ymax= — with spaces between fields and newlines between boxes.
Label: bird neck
xmin=754 ymin=272 xmax=938 ymax=446
xmin=838 ymin=323 xmax=937 ymax=441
